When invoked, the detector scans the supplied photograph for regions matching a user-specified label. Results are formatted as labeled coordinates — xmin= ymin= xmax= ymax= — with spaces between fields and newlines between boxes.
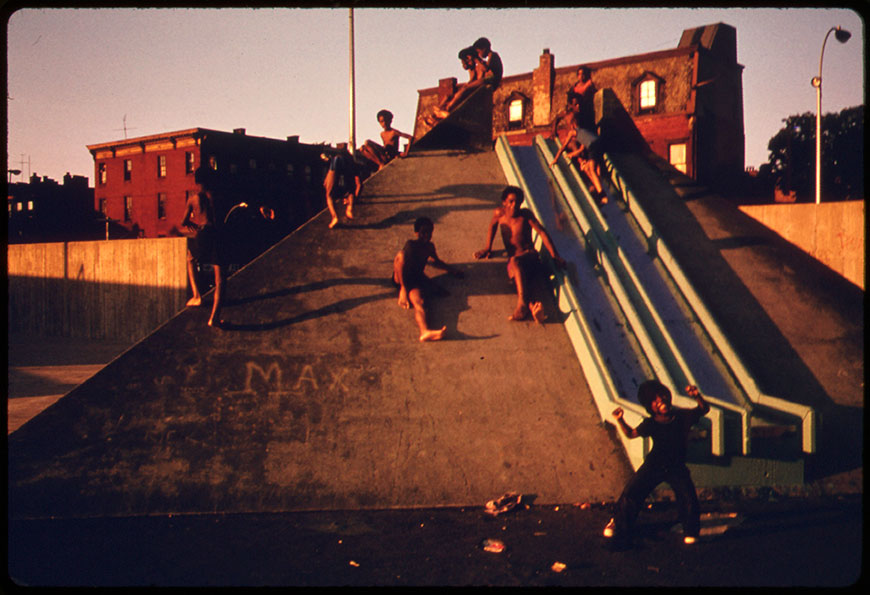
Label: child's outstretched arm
xmin=612 ymin=407 xmax=639 ymax=439
xmin=686 ymin=385 xmax=710 ymax=414
xmin=474 ymin=211 xmax=500 ymax=259
xmin=428 ymin=244 xmax=464 ymax=279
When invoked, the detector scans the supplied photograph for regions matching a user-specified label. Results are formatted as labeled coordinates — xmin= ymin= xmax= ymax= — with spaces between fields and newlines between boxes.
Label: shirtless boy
xmin=359 ymin=109 xmax=413 ymax=170
xmin=429 ymin=47 xmax=486 ymax=123
xmin=550 ymin=92 xmax=607 ymax=204
xmin=393 ymin=217 xmax=464 ymax=342
xmin=474 ymin=185 xmax=566 ymax=323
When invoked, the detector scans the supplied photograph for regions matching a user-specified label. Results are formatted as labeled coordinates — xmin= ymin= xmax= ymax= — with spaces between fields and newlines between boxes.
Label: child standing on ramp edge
xmin=604 ymin=381 xmax=710 ymax=548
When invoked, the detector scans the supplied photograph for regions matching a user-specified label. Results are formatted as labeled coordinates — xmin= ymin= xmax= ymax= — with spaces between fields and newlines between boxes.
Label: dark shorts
xmin=192 ymin=225 xmax=226 ymax=266
xmin=507 ymin=250 xmax=541 ymax=278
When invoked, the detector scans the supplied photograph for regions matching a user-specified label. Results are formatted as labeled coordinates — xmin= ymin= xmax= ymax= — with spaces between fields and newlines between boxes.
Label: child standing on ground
xmin=393 ymin=217 xmax=464 ymax=342
xmin=604 ymin=381 xmax=710 ymax=547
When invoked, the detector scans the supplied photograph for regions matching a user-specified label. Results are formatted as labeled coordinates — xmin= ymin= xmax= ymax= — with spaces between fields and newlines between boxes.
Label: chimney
xmin=286 ymin=135 xmax=299 ymax=143
xmin=532 ymin=49 xmax=554 ymax=127
xmin=233 ymin=128 xmax=246 ymax=135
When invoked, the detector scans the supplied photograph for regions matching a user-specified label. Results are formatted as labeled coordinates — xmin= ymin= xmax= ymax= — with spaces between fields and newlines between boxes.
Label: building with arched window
xmin=414 ymin=23 xmax=745 ymax=190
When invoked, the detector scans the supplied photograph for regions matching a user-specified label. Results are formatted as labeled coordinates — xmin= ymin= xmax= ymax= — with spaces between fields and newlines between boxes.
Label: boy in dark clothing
xmin=604 ymin=381 xmax=710 ymax=546
xmin=322 ymin=143 xmax=362 ymax=229
xmin=392 ymin=217 xmax=464 ymax=342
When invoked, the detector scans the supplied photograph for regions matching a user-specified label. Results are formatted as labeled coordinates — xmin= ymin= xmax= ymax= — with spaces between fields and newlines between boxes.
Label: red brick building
xmin=87 ymin=128 xmax=331 ymax=242
xmin=415 ymin=23 xmax=745 ymax=189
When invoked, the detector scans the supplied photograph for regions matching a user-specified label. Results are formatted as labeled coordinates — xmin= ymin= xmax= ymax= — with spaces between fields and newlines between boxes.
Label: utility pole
xmin=348 ymin=8 xmax=356 ymax=154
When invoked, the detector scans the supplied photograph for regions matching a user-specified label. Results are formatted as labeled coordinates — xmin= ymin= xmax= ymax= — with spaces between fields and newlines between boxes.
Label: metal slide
xmin=495 ymin=134 xmax=815 ymax=471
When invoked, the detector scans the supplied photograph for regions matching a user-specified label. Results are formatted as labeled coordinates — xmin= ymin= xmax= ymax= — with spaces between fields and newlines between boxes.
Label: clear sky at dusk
xmin=5 ymin=6 xmax=865 ymax=183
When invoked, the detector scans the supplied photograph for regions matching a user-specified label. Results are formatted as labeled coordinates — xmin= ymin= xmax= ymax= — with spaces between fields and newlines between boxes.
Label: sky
xmin=5 ymin=6 xmax=865 ymax=184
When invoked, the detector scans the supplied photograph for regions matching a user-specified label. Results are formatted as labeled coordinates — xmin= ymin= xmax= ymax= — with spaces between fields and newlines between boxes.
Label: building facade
xmin=87 ymin=128 xmax=331 ymax=243
xmin=7 ymin=172 xmax=98 ymax=244
xmin=414 ymin=23 xmax=745 ymax=189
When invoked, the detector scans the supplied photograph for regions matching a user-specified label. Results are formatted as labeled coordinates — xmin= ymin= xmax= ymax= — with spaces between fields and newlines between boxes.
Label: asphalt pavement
xmin=7 ymin=494 xmax=863 ymax=587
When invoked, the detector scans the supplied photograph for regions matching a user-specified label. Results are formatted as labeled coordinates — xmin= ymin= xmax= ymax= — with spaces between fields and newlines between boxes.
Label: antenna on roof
xmin=113 ymin=115 xmax=137 ymax=139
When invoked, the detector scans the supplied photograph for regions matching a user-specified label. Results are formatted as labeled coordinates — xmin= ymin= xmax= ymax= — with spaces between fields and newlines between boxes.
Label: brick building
xmin=87 ymin=128 xmax=332 ymax=247
xmin=414 ymin=23 xmax=745 ymax=189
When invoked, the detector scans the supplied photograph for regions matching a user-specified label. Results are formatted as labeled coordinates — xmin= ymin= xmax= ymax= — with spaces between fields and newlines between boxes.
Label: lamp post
xmin=812 ymin=25 xmax=851 ymax=205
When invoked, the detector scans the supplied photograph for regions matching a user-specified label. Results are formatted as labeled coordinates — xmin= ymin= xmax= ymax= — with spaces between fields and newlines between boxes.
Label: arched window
xmin=633 ymin=72 xmax=664 ymax=115
xmin=504 ymin=92 xmax=529 ymax=130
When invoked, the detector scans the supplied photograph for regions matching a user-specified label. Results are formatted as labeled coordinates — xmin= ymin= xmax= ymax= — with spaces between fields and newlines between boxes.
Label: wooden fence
xmin=8 ymin=238 xmax=189 ymax=342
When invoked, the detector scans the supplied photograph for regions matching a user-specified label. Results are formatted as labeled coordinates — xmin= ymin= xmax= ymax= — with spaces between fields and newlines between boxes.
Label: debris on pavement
xmin=481 ymin=538 xmax=506 ymax=553
xmin=551 ymin=561 xmax=567 ymax=573
xmin=484 ymin=492 xmax=522 ymax=517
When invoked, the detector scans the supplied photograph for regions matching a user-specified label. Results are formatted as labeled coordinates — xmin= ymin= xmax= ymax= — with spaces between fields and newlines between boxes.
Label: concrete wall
xmin=739 ymin=201 xmax=865 ymax=289
xmin=8 ymin=238 xmax=189 ymax=342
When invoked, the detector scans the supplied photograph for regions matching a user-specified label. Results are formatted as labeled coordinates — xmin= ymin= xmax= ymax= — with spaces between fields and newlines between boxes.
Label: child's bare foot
xmin=345 ymin=205 xmax=354 ymax=220
xmin=419 ymin=326 xmax=446 ymax=342
xmin=328 ymin=216 xmax=339 ymax=229
xmin=186 ymin=296 xmax=202 ymax=307
xmin=207 ymin=318 xmax=224 ymax=329
xmin=530 ymin=301 xmax=547 ymax=323
xmin=509 ymin=304 xmax=529 ymax=321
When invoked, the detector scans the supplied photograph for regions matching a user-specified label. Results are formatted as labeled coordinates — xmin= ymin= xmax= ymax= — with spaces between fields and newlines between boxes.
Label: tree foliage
xmin=765 ymin=105 xmax=863 ymax=201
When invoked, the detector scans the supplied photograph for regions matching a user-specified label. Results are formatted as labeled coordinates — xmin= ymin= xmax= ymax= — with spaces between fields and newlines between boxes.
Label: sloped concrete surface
xmin=8 ymin=149 xmax=632 ymax=519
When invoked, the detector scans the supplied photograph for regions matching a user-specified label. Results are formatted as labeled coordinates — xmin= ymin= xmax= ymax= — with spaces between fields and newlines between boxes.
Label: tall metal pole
xmin=348 ymin=8 xmax=356 ymax=154
xmin=813 ymin=26 xmax=851 ymax=205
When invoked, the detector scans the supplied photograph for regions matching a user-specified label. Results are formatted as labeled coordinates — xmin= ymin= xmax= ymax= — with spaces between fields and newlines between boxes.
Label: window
xmin=124 ymin=159 xmax=132 ymax=181
xmin=157 ymin=193 xmax=167 ymax=219
xmin=99 ymin=198 xmax=107 ymax=215
xmin=157 ymin=155 xmax=167 ymax=178
xmin=27 ymin=200 xmax=34 ymax=211
xmin=249 ymin=158 xmax=257 ymax=170
xmin=208 ymin=155 xmax=217 ymax=170
xmin=185 ymin=152 xmax=196 ymax=174
xmin=669 ymin=143 xmax=687 ymax=174
xmin=509 ymin=99 xmax=523 ymax=122
xmin=640 ymin=80 xmax=657 ymax=110
xmin=124 ymin=196 xmax=133 ymax=221
xmin=286 ymin=163 xmax=295 ymax=177
xmin=98 ymin=163 xmax=107 ymax=185
xmin=229 ymin=163 xmax=238 ymax=175
xmin=304 ymin=165 xmax=312 ymax=183
xmin=16 ymin=202 xmax=23 ymax=212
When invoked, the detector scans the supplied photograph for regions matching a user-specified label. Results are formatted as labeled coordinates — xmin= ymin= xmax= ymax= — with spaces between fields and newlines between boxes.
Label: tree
xmin=764 ymin=106 xmax=863 ymax=202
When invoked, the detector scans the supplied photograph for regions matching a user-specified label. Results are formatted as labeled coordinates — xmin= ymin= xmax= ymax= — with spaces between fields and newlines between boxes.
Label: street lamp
xmin=812 ymin=25 xmax=851 ymax=205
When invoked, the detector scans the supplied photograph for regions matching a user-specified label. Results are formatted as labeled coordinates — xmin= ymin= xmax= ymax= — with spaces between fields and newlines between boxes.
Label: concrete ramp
xmin=8 ymin=149 xmax=632 ymax=519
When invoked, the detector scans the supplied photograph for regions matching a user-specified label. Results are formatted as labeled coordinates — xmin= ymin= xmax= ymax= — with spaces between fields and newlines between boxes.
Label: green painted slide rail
xmin=494 ymin=134 xmax=815 ymax=472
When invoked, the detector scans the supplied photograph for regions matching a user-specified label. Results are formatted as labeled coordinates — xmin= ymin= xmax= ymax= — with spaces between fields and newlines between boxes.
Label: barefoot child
xmin=359 ymin=109 xmax=413 ymax=170
xmin=322 ymin=143 xmax=362 ymax=229
xmin=604 ymin=381 xmax=710 ymax=547
xmin=393 ymin=217 xmax=464 ymax=342
xmin=474 ymin=185 xmax=566 ymax=323
xmin=181 ymin=170 xmax=227 ymax=328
